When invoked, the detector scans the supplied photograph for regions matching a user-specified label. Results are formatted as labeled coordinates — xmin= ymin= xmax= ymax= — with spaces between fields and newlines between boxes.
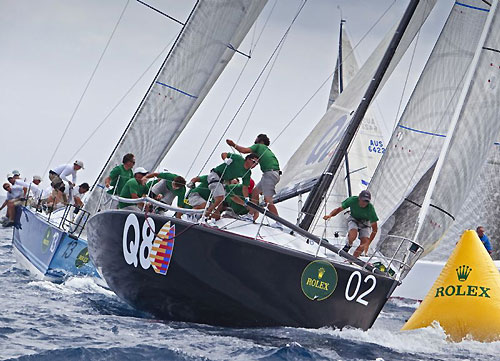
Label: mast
xmin=413 ymin=0 xmax=498 ymax=242
xmin=337 ymin=18 xmax=353 ymax=197
xmin=299 ymin=0 xmax=422 ymax=231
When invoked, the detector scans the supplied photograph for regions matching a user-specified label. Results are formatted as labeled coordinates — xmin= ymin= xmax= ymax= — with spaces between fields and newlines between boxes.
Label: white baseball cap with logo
xmin=33 ymin=175 xmax=42 ymax=181
xmin=6 ymin=173 xmax=14 ymax=179
xmin=74 ymin=160 xmax=84 ymax=169
xmin=134 ymin=167 xmax=148 ymax=175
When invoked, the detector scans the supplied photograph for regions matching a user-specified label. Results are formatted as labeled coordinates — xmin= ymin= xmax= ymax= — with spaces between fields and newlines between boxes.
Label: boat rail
xmin=57 ymin=204 xmax=91 ymax=238
xmin=365 ymin=235 xmax=424 ymax=281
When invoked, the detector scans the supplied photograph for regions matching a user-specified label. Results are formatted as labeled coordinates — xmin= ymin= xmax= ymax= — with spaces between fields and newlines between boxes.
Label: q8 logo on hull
xmin=122 ymin=214 xmax=176 ymax=276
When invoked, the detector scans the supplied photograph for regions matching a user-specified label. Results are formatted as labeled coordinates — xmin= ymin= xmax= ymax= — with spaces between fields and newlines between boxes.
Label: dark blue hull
xmin=13 ymin=207 xmax=98 ymax=279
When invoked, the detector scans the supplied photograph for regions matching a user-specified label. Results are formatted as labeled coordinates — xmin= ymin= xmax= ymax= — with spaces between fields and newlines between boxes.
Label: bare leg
xmin=354 ymin=237 xmax=370 ymax=258
xmin=193 ymin=203 xmax=207 ymax=210
xmin=205 ymin=196 xmax=223 ymax=219
xmin=7 ymin=202 xmax=15 ymax=221
xmin=347 ymin=229 xmax=358 ymax=246
xmin=263 ymin=195 xmax=278 ymax=216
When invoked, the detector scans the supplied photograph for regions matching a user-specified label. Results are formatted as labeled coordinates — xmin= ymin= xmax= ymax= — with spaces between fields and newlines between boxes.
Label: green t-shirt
xmin=190 ymin=175 xmax=210 ymax=201
xmin=249 ymin=143 xmax=280 ymax=172
xmin=341 ymin=196 xmax=378 ymax=223
xmin=157 ymin=172 xmax=186 ymax=208
xmin=107 ymin=164 xmax=133 ymax=195
xmin=225 ymin=184 xmax=248 ymax=215
xmin=212 ymin=153 xmax=251 ymax=186
xmin=119 ymin=178 xmax=148 ymax=209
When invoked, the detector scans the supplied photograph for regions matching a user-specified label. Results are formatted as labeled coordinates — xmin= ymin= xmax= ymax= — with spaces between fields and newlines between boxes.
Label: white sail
xmin=85 ymin=0 xmax=267 ymax=211
xmin=275 ymin=0 xmax=436 ymax=201
xmin=314 ymin=27 xmax=385 ymax=238
xmin=428 ymin=142 xmax=500 ymax=260
xmin=414 ymin=0 xmax=500 ymax=255
xmin=368 ymin=0 xmax=489 ymax=239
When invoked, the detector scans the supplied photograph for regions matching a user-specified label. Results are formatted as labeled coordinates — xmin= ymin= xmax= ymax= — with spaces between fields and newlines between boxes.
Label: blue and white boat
xmin=12 ymin=204 xmax=98 ymax=281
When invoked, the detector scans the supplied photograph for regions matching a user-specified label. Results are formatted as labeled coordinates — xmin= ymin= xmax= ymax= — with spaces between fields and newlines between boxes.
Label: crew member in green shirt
xmin=224 ymin=180 xmax=257 ymax=221
xmin=205 ymin=152 xmax=258 ymax=219
xmin=104 ymin=153 xmax=135 ymax=208
xmin=105 ymin=153 xmax=135 ymax=195
xmin=118 ymin=167 xmax=149 ymax=210
xmin=226 ymin=134 xmax=280 ymax=216
xmin=142 ymin=172 xmax=186 ymax=218
xmin=323 ymin=190 xmax=379 ymax=258
xmin=187 ymin=175 xmax=210 ymax=210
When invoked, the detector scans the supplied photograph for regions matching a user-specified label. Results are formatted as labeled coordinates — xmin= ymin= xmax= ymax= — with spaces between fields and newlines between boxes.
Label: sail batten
xmin=85 ymin=0 xmax=268 ymax=212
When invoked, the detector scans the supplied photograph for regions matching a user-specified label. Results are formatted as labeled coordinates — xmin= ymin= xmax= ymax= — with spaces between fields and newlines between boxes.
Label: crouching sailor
xmin=187 ymin=175 xmax=210 ymax=210
xmin=1 ymin=182 xmax=27 ymax=227
xmin=118 ymin=167 xmax=149 ymax=211
xmin=49 ymin=160 xmax=84 ymax=203
xmin=144 ymin=172 xmax=187 ymax=218
xmin=205 ymin=152 xmax=258 ymax=219
xmin=323 ymin=190 xmax=378 ymax=257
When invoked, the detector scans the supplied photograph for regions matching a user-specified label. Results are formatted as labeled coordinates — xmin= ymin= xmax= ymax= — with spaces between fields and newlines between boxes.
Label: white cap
xmin=74 ymin=160 xmax=84 ymax=169
xmin=33 ymin=175 xmax=42 ymax=181
xmin=6 ymin=173 xmax=14 ymax=179
xmin=134 ymin=167 xmax=148 ymax=174
xmin=12 ymin=170 xmax=20 ymax=176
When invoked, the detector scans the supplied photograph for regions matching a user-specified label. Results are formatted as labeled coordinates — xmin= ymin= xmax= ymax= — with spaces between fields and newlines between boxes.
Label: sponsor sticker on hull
xmin=301 ymin=260 xmax=338 ymax=301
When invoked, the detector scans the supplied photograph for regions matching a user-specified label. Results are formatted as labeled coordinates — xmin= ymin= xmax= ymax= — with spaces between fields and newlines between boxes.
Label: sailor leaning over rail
xmin=141 ymin=171 xmax=187 ymax=219
xmin=1 ymin=182 xmax=27 ymax=227
xmin=118 ymin=167 xmax=150 ymax=211
xmin=48 ymin=160 xmax=84 ymax=204
xmin=205 ymin=152 xmax=258 ymax=220
xmin=226 ymin=134 xmax=281 ymax=216
xmin=323 ymin=190 xmax=379 ymax=258
xmin=186 ymin=175 xmax=210 ymax=210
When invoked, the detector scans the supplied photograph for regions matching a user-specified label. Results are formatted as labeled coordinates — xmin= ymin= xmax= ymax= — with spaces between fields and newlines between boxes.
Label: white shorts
xmin=347 ymin=215 xmax=371 ymax=239
xmin=256 ymin=170 xmax=280 ymax=197
xmin=207 ymin=171 xmax=225 ymax=198
xmin=188 ymin=192 xmax=206 ymax=207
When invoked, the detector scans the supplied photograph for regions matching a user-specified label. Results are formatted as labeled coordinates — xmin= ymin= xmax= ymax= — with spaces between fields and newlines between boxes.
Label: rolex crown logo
xmin=318 ymin=267 xmax=325 ymax=279
xmin=456 ymin=265 xmax=472 ymax=282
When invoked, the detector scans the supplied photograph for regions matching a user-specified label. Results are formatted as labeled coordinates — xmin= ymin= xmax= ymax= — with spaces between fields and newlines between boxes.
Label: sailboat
xmin=86 ymin=0 xmax=438 ymax=329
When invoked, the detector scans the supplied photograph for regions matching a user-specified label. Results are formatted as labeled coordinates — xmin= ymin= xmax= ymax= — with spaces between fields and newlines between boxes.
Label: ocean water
xmin=0 ymin=228 xmax=499 ymax=361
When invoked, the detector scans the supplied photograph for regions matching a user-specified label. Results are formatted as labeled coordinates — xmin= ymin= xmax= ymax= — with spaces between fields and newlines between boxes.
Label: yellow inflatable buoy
xmin=402 ymin=230 xmax=500 ymax=342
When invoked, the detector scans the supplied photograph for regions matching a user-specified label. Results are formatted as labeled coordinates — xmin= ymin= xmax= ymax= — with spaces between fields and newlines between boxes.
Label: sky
xmin=0 ymin=0 xmax=454 ymax=200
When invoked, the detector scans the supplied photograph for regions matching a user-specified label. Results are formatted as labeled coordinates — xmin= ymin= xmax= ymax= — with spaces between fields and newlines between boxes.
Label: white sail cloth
xmin=369 ymin=0 xmax=489 ymax=230
xmin=313 ymin=27 xmax=385 ymax=239
xmin=85 ymin=0 xmax=267 ymax=213
xmin=275 ymin=0 xmax=437 ymax=201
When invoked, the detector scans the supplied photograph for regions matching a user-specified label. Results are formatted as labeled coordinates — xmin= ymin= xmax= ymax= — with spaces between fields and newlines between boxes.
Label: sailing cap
xmin=12 ymin=170 xmax=20 ymax=176
xmin=359 ymin=190 xmax=371 ymax=202
xmin=6 ymin=173 xmax=14 ymax=179
xmin=33 ymin=175 xmax=42 ymax=181
xmin=134 ymin=167 xmax=148 ymax=175
xmin=74 ymin=160 xmax=84 ymax=169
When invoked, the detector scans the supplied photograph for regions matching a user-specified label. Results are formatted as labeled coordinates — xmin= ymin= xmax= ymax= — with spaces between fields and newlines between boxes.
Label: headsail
xmin=413 ymin=0 xmax=500 ymax=256
xmin=85 ymin=0 xmax=268 ymax=212
xmin=314 ymin=26 xmax=385 ymax=238
xmin=369 ymin=0 xmax=498 ymax=258
xmin=275 ymin=0 xmax=437 ymax=203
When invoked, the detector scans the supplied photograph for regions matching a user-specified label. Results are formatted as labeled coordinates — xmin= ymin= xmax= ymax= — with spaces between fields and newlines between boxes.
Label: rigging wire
xmin=135 ymin=0 xmax=185 ymax=25
xmin=43 ymin=0 xmax=130 ymax=175
xmin=184 ymin=0 xmax=279 ymax=178
xmin=66 ymin=34 xmax=178 ymax=164
xmin=196 ymin=0 xmax=309 ymax=177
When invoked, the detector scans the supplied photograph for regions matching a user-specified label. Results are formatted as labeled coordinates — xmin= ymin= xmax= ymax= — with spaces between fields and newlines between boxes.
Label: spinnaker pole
xmin=299 ymin=0 xmax=422 ymax=231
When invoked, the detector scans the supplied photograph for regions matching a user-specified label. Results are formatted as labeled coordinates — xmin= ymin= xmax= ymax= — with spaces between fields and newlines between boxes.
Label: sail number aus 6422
xmin=345 ymin=271 xmax=377 ymax=306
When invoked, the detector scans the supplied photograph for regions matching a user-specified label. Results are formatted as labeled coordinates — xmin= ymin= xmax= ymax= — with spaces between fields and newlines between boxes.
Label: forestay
xmin=275 ymin=0 xmax=437 ymax=202
xmin=85 ymin=0 xmax=267 ymax=213
xmin=313 ymin=27 xmax=385 ymax=238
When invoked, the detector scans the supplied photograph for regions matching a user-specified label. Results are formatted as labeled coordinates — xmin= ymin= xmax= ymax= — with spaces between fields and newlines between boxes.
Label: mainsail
xmin=275 ymin=0 xmax=436 ymax=203
xmin=313 ymin=26 xmax=385 ymax=238
xmin=370 ymin=0 xmax=500 ymax=259
xmin=85 ymin=0 xmax=268 ymax=212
